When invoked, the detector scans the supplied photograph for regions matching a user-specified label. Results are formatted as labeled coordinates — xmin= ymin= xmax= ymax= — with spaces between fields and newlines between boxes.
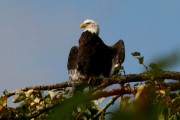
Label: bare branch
xmin=94 ymin=95 xmax=120 ymax=118
xmin=4 ymin=81 xmax=73 ymax=97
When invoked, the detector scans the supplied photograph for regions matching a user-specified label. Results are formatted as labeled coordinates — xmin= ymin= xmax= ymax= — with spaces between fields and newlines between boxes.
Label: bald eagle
xmin=67 ymin=19 xmax=125 ymax=81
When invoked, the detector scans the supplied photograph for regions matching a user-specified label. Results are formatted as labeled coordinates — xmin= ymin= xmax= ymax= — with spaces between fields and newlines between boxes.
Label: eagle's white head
xmin=80 ymin=19 xmax=99 ymax=35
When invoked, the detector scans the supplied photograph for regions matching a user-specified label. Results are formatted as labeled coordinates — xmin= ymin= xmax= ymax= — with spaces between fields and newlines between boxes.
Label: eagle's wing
xmin=110 ymin=40 xmax=125 ymax=75
xmin=67 ymin=46 xmax=79 ymax=80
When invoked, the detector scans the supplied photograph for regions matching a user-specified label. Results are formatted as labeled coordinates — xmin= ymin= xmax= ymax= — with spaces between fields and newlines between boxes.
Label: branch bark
xmin=3 ymin=71 xmax=180 ymax=98
xmin=0 ymin=71 xmax=180 ymax=119
xmin=94 ymin=71 xmax=180 ymax=91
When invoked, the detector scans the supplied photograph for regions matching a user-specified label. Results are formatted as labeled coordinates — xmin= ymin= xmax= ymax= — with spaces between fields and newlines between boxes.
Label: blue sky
xmin=0 ymin=1 xmax=180 ymax=95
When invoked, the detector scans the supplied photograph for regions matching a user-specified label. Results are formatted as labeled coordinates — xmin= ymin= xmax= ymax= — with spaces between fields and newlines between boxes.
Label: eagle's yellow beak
xmin=80 ymin=23 xmax=86 ymax=28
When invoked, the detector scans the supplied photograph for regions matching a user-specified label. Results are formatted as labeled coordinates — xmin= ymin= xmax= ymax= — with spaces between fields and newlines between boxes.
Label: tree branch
xmin=0 ymin=71 xmax=180 ymax=119
xmin=94 ymin=95 xmax=120 ymax=118
xmin=2 ymin=71 xmax=180 ymax=98
xmin=93 ymin=71 xmax=180 ymax=91
xmin=4 ymin=81 xmax=73 ymax=97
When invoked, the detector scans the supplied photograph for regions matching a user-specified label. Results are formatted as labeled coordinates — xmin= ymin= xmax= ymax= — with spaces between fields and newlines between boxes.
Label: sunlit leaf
xmin=13 ymin=95 xmax=26 ymax=103
xmin=48 ymin=90 xmax=55 ymax=99
xmin=34 ymin=97 xmax=40 ymax=104
xmin=0 ymin=96 xmax=7 ymax=106
xmin=25 ymin=89 xmax=34 ymax=97
xmin=15 ymin=90 xmax=25 ymax=95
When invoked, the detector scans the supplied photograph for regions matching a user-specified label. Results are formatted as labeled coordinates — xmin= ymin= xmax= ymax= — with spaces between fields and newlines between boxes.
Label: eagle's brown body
xmin=67 ymin=19 xmax=125 ymax=80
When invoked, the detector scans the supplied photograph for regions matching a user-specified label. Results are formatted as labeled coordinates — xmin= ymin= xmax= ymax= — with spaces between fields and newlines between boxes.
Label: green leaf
xmin=114 ymin=66 xmax=124 ymax=71
xmin=138 ymin=56 xmax=144 ymax=64
xmin=131 ymin=52 xmax=141 ymax=57
xmin=177 ymin=114 xmax=180 ymax=120
xmin=169 ymin=114 xmax=178 ymax=120
xmin=149 ymin=63 xmax=162 ymax=72
xmin=39 ymin=90 xmax=45 ymax=99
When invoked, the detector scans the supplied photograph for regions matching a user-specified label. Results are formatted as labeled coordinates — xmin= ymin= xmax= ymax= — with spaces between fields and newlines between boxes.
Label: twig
xmin=91 ymin=88 xmax=133 ymax=100
xmin=142 ymin=63 xmax=149 ymax=72
xmin=27 ymin=101 xmax=58 ymax=119
xmin=94 ymin=95 xmax=120 ymax=118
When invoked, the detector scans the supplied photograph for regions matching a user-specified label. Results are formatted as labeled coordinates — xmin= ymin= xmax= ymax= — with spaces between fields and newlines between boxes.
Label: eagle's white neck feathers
xmin=80 ymin=19 xmax=99 ymax=35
